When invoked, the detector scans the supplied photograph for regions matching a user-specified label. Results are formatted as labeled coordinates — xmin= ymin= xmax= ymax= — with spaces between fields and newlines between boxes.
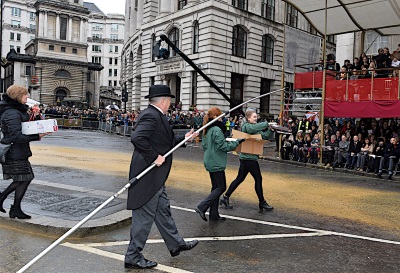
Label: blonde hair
xmin=7 ymin=85 xmax=28 ymax=104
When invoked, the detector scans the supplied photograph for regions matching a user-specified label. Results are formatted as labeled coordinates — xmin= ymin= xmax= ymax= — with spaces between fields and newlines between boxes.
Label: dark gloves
xmin=237 ymin=138 xmax=246 ymax=144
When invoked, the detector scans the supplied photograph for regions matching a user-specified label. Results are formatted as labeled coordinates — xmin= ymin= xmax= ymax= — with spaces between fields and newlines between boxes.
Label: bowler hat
xmin=145 ymin=85 xmax=175 ymax=99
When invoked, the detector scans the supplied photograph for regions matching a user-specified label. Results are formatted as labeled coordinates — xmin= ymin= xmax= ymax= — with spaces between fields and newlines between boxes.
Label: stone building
xmin=120 ymin=0 xmax=335 ymax=116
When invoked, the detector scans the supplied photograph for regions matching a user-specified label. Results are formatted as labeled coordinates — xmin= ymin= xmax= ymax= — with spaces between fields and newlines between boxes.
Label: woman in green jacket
xmin=195 ymin=107 xmax=244 ymax=222
xmin=220 ymin=109 xmax=274 ymax=212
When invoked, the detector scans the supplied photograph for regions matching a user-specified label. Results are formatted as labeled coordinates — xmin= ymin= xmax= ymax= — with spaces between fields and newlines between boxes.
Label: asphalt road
xmin=0 ymin=129 xmax=399 ymax=273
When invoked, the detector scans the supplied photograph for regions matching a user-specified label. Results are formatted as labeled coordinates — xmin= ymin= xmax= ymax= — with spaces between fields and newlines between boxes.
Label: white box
xmin=22 ymin=119 xmax=58 ymax=135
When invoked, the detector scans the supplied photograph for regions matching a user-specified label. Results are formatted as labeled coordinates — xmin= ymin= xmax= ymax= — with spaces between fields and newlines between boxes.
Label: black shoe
xmin=170 ymin=240 xmax=199 ymax=257
xmin=387 ymin=172 xmax=393 ymax=180
xmin=9 ymin=205 xmax=31 ymax=219
xmin=210 ymin=216 xmax=226 ymax=221
xmin=259 ymin=200 xmax=274 ymax=212
xmin=377 ymin=172 xmax=383 ymax=178
xmin=124 ymin=259 xmax=157 ymax=269
xmin=0 ymin=192 xmax=6 ymax=213
xmin=219 ymin=195 xmax=233 ymax=209
xmin=195 ymin=207 xmax=207 ymax=222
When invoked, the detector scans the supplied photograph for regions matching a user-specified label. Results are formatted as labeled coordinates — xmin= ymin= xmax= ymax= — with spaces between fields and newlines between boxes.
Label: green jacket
xmin=202 ymin=126 xmax=239 ymax=172
xmin=239 ymin=121 xmax=273 ymax=161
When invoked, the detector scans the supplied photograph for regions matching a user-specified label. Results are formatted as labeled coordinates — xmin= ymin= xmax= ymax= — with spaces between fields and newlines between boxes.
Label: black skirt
xmin=2 ymin=159 xmax=34 ymax=182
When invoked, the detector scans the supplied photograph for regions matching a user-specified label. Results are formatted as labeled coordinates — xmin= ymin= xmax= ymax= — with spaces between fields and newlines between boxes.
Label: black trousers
xmin=197 ymin=171 xmax=226 ymax=219
xmin=226 ymin=160 xmax=264 ymax=203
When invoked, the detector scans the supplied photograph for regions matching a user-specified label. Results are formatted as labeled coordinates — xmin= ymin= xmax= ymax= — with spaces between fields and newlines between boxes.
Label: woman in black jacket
xmin=0 ymin=85 xmax=48 ymax=219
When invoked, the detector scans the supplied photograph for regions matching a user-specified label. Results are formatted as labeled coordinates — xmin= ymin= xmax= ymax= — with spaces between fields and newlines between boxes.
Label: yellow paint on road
xmin=30 ymin=144 xmax=400 ymax=236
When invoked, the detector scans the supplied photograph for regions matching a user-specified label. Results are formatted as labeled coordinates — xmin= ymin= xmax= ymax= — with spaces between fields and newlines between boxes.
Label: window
xmin=25 ymin=65 xmax=32 ymax=76
xmin=260 ymin=79 xmax=271 ymax=114
xmin=114 ymin=69 xmax=118 ymax=77
xmin=286 ymin=3 xmax=298 ymax=27
xmin=92 ymin=56 xmax=102 ymax=64
xmin=92 ymin=45 xmax=102 ymax=52
xmin=327 ymin=35 xmax=335 ymax=44
xmin=168 ymin=28 xmax=179 ymax=57
xmin=17 ymin=33 xmax=21 ymax=41
xmin=16 ymin=46 xmax=21 ymax=53
xmin=109 ymin=45 xmax=113 ymax=52
xmin=232 ymin=0 xmax=248 ymax=11
xmin=11 ymin=7 xmax=21 ymax=17
xmin=232 ymin=25 xmax=246 ymax=58
xmin=151 ymin=34 xmax=156 ymax=62
xmin=49 ymin=45 xmax=54 ymax=50
xmin=261 ymin=35 xmax=274 ymax=64
xmin=72 ymin=48 xmax=77 ymax=54
xmin=74 ymin=0 xmax=79 ymax=3
xmin=92 ymin=34 xmax=102 ymax=39
xmin=111 ymin=24 xmax=118 ymax=32
xmin=114 ymin=58 xmax=118 ymax=65
xmin=10 ymin=32 xmax=14 ymax=40
xmin=55 ymin=69 xmax=71 ymax=78
xmin=110 ymin=34 xmax=118 ymax=41
xmin=61 ymin=47 xmax=66 ymax=52
xmin=108 ymin=80 xmax=112 ymax=86
xmin=30 ymin=12 xmax=36 ymax=21
xmin=109 ymin=69 xmax=112 ymax=77
xmin=193 ymin=21 xmax=199 ymax=54
xmin=230 ymin=73 xmax=244 ymax=108
xmin=191 ymin=71 xmax=197 ymax=106
xmin=308 ymin=22 xmax=317 ymax=35
xmin=10 ymin=45 xmax=15 ymax=51
xmin=11 ymin=20 xmax=21 ymax=27
xmin=109 ymin=58 xmax=113 ymax=65
xmin=114 ymin=46 xmax=119 ymax=53
xmin=150 ymin=76 xmax=155 ymax=86
xmin=178 ymin=0 xmax=187 ymax=10
xmin=60 ymin=17 xmax=67 ymax=40
xmin=87 ymin=71 xmax=92 ymax=82
xmin=114 ymin=81 xmax=117 ymax=86
xmin=92 ymin=23 xmax=103 ymax=30
xmin=261 ymin=0 xmax=275 ymax=21
xmin=30 ymin=24 xmax=36 ymax=31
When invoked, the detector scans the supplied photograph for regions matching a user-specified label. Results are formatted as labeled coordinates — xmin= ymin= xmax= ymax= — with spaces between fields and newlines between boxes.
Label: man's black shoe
xmin=377 ymin=172 xmax=383 ymax=178
xmin=124 ymin=259 xmax=157 ymax=269
xmin=387 ymin=173 xmax=393 ymax=180
xmin=210 ymin=216 xmax=226 ymax=221
xmin=170 ymin=240 xmax=199 ymax=257
xmin=195 ymin=207 xmax=207 ymax=222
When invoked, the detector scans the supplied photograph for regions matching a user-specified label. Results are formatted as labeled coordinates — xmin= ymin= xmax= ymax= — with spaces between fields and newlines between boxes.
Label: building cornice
xmin=34 ymin=0 xmax=90 ymax=15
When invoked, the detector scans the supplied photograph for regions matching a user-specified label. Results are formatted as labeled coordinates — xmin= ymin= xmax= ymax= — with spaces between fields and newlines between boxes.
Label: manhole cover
xmin=9 ymin=189 xmax=77 ymax=206
xmin=42 ymin=197 xmax=122 ymax=217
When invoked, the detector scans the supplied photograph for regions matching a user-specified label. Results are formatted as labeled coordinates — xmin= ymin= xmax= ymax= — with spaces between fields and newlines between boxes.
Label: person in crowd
xmin=358 ymin=64 xmax=371 ymax=79
xmin=360 ymin=52 xmax=370 ymax=66
xmin=340 ymin=121 xmax=355 ymax=136
xmin=331 ymin=119 xmax=342 ymax=135
xmin=370 ymin=138 xmax=386 ymax=173
xmin=324 ymin=134 xmax=339 ymax=167
xmin=125 ymin=85 xmax=198 ymax=269
xmin=315 ymin=59 xmax=324 ymax=71
xmin=353 ymin=57 xmax=362 ymax=70
xmin=292 ymin=130 xmax=305 ymax=162
xmin=356 ymin=137 xmax=374 ymax=171
xmin=349 ymin=69 xmax=359 ymax=80
xmin=193 ymin=112 xmax=203 ymax=129
xmin=356 ymin=120 xmax=369 ymax=140
xmin=343 ymin=59 xmax=352 ymax=71
xmin=302 ymin=133 xmax=312 ymax=163
xmin=184 ymin=112 xmax=194 ymax=128
xmin=280 ymin=134 xmax=293 ymax=160
xmin=0 ymin=85 xmax=49 ymax=219
xmin=334 ymin=134 xmax=349 ymax=168
xmin=326 ymin=54 xmax=340 ymax=71
xmin=309 ymin=133 xmax=320 ymax=164
xmin=376 ymin=137 xmax=400 ymax=179
xmin=391 ymin=56 xmax=400 ymax=77
xmin=368 ymin=61 xmax=378 ymax=77
xmin=220 ymin=109 xmax=274 ymax=212
xmin=195 ymin=107 xmax=243 ymax=222
xmin=346 ymin=135 xmax=362 ymax=169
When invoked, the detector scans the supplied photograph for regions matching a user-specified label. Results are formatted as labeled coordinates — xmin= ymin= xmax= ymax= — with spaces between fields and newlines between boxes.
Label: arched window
xmin=168 ymin=28 xmax=179 ymax=57
xmin=232 ymin=25 xmax=246 ymax=58
xmin=193 ymin=21 xmax=199 ymax=54
xmin=178 ymin=0 xmax=187 ymax=10
xmin=151 ymin=34 xmax=156 ymax=62
xmin=54 ymin=69 xmax=71 ymax=78
xmin=261 ymin=35 xmax=274 ymax=64
xmin=55 ymin=89 xmax=67 ymax=105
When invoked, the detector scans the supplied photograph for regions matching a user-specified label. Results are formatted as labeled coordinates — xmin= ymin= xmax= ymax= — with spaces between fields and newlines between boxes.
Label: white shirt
xmin=150 ymin=104 xmax=165 ymax=115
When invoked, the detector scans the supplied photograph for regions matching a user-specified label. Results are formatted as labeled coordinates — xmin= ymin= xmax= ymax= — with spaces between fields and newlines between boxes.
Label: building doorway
xmin=230 ymin=73 xmax=244 ymax=113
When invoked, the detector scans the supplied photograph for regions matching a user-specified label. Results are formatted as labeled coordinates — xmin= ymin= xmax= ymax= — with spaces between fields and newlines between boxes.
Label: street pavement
xmin=0 ymin=129 xmax=399 ymax=273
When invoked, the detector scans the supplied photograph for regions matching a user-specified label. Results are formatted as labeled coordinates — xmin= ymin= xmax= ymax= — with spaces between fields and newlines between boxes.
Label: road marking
xmin=62 ymin=242 xmax=193 ymax=273
xmin=75 ymin=232 xmax=329 ymax=247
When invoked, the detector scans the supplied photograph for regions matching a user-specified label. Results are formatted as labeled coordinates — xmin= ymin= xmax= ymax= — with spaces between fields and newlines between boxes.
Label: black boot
xmin=219 ymin=195 xmax=233 ymax=209
xmin=259 ymin=200 xmax=274 ymax=212
xmin=0 ymin=192 xmax=6 ymax=213
xmin=9 ymin=205 xmax=31 ymax=219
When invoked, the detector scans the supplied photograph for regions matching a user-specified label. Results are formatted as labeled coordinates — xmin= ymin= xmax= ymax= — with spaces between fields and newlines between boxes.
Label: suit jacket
xmin=127 ymin=105 xmax=183 ymax=210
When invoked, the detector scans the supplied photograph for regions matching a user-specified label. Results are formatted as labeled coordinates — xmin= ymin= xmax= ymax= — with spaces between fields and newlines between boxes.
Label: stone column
xmin=56 ymin=13 xmax=60 ymax=39
xmin=38 ymin=10 xmax=44 ymax=37
xmin=43 ymin=11 xmax=48 ymax=38
xmin=137 ymin=0 xmax=143 ymax=28
xmin=79 ymin=18 xmax=84 ymax=43
xmin=159 ymin=0 xmax=171 ymax=16
xmin=68 ymin=16 xmax=73 ymax=41
xmin=130 ymin=0 xmax=137 ymax=36
xmin=124 ymin=0 xmax=131 ymax=41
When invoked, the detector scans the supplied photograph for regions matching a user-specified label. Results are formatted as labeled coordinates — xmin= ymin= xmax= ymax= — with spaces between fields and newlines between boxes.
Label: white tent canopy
xmin=283 ymin=0 xmax=400 ymax=35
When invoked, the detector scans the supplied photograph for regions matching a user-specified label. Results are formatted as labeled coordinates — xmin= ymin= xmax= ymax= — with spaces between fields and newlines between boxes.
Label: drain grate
xmin=9 ymin=189 xmax=77 ymax=206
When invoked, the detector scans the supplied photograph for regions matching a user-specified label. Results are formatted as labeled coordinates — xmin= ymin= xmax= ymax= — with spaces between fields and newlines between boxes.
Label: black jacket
xmin=127 ymin=105 xmax=184 ymax=210
xmin=0 ymin=94 xmax=40 ymax=161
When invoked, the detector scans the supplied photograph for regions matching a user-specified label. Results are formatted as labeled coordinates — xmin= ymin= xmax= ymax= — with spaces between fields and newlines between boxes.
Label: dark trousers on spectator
xmin=225 ymin=160 xmax=265 ymax=203
xmin=379 ymin=156 xmax=398 ymax=174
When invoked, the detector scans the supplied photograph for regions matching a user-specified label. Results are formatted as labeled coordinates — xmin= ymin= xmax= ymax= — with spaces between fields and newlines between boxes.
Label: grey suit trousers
xmin=125 ymin=186 xmax=185 ymax=264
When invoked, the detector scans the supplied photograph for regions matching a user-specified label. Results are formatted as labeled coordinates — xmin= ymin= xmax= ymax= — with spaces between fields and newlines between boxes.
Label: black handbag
xmin=0 ymin=142 xmax=11 ymax=163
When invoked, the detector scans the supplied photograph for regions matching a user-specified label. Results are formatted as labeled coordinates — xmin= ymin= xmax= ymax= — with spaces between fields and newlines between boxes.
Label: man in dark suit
xmin=125 ymin=85 xmax=198 ymax=269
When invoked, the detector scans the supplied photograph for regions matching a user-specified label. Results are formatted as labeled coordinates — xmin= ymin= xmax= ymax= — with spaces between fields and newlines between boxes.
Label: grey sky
xmin=86 ymin=0 xmax=126 ymax=15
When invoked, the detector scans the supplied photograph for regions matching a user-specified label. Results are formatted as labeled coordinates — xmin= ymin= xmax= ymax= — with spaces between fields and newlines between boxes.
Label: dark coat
xmin=127 ymin=105 xmax=184 ymax=210
xmin=0 ymin=94 xmax=40 ymax=161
